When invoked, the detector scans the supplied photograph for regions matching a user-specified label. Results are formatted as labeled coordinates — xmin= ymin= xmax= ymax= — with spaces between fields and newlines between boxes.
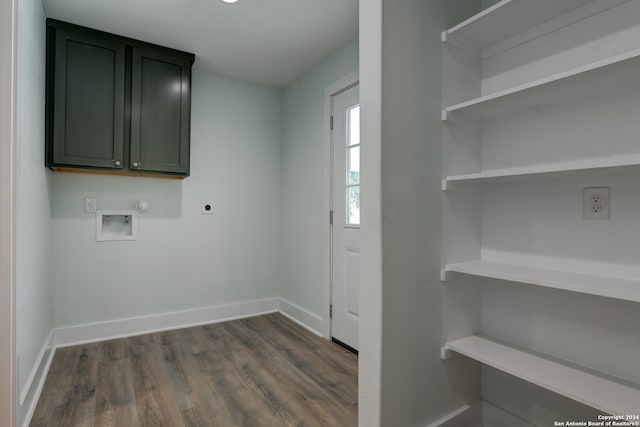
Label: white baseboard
xmin=53 ymin=298 xmax=279 ymax=348
xmin=19 ymin=331 xmax=56 ymax=427
xmin=426 ymin=402 xmax=481 ymax=427
xmin=278 ymin=298 xmax=324 ymax=337
xmin=18 ymin=329 xmax=53 ymax=406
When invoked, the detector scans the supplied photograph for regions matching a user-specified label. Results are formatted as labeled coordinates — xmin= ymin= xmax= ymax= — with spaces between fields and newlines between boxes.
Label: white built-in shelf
xmin=442 ymin=0 xmax=593 ymax=51
xmin=444 ymin=335 xmax=640 ymax=415
xmin=443 ymin=153 xmax=640 ymax=188
xmin=445 ymin=260 xmax=640 ymax=303
xmin=442 ymin=48 xmax=640 ymax=122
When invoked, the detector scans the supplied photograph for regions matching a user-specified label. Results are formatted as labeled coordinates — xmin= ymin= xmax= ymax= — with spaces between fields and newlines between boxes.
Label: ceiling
xmin=43 ymin=0 xmax=358 ymax=88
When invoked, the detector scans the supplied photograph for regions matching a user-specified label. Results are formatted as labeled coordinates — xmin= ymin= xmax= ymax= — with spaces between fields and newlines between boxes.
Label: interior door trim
xmin=0 ymin=0 xmax=18 ymax=424
xmin=323 ymin=70 xmax=359 ymax=340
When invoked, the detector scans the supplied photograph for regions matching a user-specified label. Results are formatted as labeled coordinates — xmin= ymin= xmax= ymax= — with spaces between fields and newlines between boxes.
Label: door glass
xmin=346 ymin=105 xmax=360 ymax=225
xmin=348 ymin=146 xmax=360 ymax=185
xmin=347 ymin=186 xmax=360 ymax=225
xmin=349 ymin=106 xmax=360 ymax=146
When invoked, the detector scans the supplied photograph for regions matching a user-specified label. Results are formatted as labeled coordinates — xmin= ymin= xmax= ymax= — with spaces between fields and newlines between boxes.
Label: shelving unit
xmin=441 ymin=0 xmax=593 ymax=50
xmin=444 ymin=335 xmax=640 ymax=416
xmin=443 ymin=153 xmax=640 ymax=188
xmin=441 ymin=0 xmax=640 ymax=423
xmin=445 ymin=260 xmax=640 ymax=303
xmin=442 ymin=48 xmax=640 ymax=122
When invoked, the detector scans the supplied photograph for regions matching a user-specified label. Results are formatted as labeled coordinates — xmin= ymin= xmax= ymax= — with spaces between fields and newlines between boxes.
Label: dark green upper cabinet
xmin=52 ymin=29 xmax=125 ymax=169
xmin=46 ymin=19 xmax=195 ymax=178
xmin=130 ymin=48 xmax=191 ymax=174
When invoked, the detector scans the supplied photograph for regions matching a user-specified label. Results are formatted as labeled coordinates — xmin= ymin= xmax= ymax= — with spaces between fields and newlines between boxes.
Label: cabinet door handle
xmin=114 ymin=160 xmax=121 ymax=166
xmin=132 ymin=161 xmax=140 ymax=168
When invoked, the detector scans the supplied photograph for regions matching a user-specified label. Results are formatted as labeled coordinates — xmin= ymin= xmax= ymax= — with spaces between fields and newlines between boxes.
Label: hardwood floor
xmin=30 ymin=313 xmax=358 ymax=427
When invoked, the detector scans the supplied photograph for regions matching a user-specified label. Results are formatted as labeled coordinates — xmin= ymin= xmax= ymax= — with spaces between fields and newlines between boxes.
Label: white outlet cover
xmin=201 ymin=201 xmax=215 ymax=214
xmin=583 ymin=187 xmax=610 ymax=220
xmin=84 ymin=197 xmax=97 ymax=213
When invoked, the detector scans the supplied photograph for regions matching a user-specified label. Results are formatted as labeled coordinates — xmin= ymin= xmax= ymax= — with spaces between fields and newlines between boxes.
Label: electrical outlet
xmin=200 ymin=201 xmax=214 ymax=214
xmin=84 ymin=197 xmax=97 ymax=213
xmin=583 ymin=187 xmax=610 ymax=220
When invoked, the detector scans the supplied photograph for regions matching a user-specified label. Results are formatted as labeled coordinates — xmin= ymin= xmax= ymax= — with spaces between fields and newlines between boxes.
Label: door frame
xmin=323 ymin=71 xmax=359 ymax=339
xmin=0 ymin=0 xmax=18 ymax=424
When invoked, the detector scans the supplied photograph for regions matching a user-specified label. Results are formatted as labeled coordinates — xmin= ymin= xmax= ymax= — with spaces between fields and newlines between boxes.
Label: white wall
xmin=280 ymin=38 xmax=359 ymax=317
xmin=369 ymin=0 xmax=480 ymax=425
xmin=15 ymin=0 xmax=53 ymax=424
xmin=50 ymin=68 xmax=283 ymax=327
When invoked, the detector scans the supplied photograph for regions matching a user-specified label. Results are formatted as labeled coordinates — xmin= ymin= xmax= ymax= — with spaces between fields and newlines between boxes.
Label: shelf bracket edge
xmin=441 ymin=345 xmax=455 ymax=360
xmin=440 ymin=269 xmax=454 ymax=282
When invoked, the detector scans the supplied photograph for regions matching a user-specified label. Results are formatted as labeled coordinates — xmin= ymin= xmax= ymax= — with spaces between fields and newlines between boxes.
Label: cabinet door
xmin=130 ymin=48 xmax=191 ymax=175
xmin=52 ymin=29 xmax=125 ymax=169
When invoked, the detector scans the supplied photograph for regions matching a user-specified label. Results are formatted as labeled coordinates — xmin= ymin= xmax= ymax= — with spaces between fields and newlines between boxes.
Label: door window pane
xmin=348 ymin=106 xmax=360 ymax=147
xmin=348 ymin=146 xmax=360 ymax=185
xmin=345 ymin=104 xmax=360 ymax=225
xmin=347 ymin=186 xmax=360 ymax=225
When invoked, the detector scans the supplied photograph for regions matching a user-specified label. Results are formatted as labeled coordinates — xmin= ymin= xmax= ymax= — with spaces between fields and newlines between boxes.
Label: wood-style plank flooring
xmin=31 ymin=313 xmax=358 ymax=427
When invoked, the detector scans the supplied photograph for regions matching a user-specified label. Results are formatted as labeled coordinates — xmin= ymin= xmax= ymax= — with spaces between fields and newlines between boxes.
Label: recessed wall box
xmin=96 ymin=210 xmax=138 ymax=241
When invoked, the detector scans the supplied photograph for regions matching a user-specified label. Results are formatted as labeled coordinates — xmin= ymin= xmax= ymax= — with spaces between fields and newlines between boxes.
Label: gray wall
xmin=280 ymin=38 xmax=359 ymax=317
xmin=482 ymin=0 xmax=500 ymax=8
xmin=15 ymin=0 xmax=53 ymax=423
xmin=50 ymin=69 xmax=283 ymax=327
xmin=370 ymin=0 xmax=480 ymax=425
xmin=358 ymin=0 xmax=383 ymax=423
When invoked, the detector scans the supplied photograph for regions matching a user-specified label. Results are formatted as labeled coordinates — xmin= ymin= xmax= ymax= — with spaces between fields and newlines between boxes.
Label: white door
xmin=331 ymin=84 xmax=360 ymax=350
